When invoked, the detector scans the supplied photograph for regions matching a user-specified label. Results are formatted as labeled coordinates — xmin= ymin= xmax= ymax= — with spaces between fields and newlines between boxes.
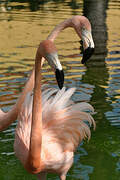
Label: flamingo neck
xmin=47 ymin=16 xmax=91 ymax=42
xmin=47 ymin=16 xmax=84 ymax=42
xmin=47 ymin=18 xmax=72 ymax=41
xmin=25 ymin=54 xmax=43 ymax=174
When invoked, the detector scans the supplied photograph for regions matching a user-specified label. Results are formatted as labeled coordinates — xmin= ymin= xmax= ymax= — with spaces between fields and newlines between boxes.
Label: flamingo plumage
xmin=0 ymin=15 xmax=94 ymax=131
xmin=14 ymin=40 xmax=95 ymax=180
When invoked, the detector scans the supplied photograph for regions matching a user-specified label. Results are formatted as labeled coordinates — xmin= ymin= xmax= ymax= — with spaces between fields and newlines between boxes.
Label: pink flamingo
xmin=0 ymin=16 xmax=94 ymax=131
xmin=14 ymin=39 xmax=95 ymax=180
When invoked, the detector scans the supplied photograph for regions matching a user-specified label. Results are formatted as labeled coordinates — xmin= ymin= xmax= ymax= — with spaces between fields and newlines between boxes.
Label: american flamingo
xmin=14 ymin=39 xmax=95 ymax=180
xmin=0 ymin=15 xmax=94 ymax=131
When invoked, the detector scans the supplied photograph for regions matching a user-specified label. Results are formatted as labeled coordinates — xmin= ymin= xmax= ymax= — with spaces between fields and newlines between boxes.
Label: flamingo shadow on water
xmin=0 ymin=16 xmax=95 ymax=180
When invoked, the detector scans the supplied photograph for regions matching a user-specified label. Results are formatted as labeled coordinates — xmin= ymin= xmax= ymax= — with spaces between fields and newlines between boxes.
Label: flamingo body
xmin=14 ymin=86 xmax=95 ymax=179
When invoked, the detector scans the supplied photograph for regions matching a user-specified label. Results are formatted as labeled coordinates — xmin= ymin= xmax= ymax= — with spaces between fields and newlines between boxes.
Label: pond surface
xmin=0 ymin=0 xmax=120 ymax=179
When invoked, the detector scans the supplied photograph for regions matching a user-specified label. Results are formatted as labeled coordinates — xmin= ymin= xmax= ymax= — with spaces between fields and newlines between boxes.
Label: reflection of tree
xmin=83 ymin=0 xmax=108 ymax=56
xmin=81 ymin=1 xmax=120 ymax=179
xmin=5 ymin=0 xmax=80 ymax=11
xmin=68 ymin=0 xmax=80 ymax=9
xmin=82 ymin=0 xmax=111 ymax=120
xmin=28 ymin=0 xmax=44 ymax=11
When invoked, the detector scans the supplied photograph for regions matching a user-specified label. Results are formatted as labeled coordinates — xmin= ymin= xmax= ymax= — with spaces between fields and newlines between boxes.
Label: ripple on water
xmin=105 ymin=47 xmax=120 ymax=127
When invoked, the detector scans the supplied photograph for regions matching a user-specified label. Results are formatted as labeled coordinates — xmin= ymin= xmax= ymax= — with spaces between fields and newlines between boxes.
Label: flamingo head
xmin=71 ymin=16 xmax=95 ymax=64
xmin=39 ymin=40 xmax=64 ymax=89
xmin=81 ymin=27 xmax=94 ymax=64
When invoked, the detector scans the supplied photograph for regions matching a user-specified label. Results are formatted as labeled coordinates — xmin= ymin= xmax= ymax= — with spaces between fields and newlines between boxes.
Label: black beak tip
xmin=55 ymin=69 xmax=64 ymax=89
xmin=81 ymin=47 xmax=94 ymax=64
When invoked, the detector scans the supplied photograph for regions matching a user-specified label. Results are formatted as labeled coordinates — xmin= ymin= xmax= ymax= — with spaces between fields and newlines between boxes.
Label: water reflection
xmin=0 ymin=0 xmax=82 ymax=12
xmin=83 ymin=0 xmax=110 ymax=119
xmin=82 ymin=1 xmax=120 ymax=179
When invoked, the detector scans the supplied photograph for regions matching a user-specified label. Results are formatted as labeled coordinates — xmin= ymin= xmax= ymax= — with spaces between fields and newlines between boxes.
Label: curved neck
xmin=47 ymin=16 xmax=85 ymax=42
xmin=47 ymin=18 xmax=72 ymax=41
xmin=26 ymin=53 xmax=43 ymax=173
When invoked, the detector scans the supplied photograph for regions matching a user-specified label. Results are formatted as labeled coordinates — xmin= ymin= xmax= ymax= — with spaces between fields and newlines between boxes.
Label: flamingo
xmin=0 ymin=15 xmax=94 ymax=131
xmin=14 ymin=39 xmax=95 ymax=180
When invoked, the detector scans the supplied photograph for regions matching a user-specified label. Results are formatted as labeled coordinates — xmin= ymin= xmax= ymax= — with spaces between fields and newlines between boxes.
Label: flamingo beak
xmin=81 ymin=47 xmax=94 ymax=64
xmin=55 ymin=69 xmax=64 ymax=89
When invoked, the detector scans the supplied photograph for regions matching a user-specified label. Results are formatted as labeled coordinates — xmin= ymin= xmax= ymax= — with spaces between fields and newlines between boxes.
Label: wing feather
xmin=17 ymin=85 xmax=95 ymax=152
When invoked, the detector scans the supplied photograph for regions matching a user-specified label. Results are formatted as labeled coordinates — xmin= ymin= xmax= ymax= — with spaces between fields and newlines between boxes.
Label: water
xmin=0 ymin=0 xmax=120 ymax=179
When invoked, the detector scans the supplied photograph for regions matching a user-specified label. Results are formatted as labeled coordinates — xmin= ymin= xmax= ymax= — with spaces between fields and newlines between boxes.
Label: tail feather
xmin=43 ymin=87 xmax=75 ymax=117
xmin=41 ymin=86 xmax=95 ymax=151
xmin=51 ymin=87 xmax=75 ymax=109
xmin=42 ymin=87 xmax=58 ymax=106
xmin=72 ymin=102 xmax=95 ymax=114
xmin=43 ymin=110 xmax=94 ymax=151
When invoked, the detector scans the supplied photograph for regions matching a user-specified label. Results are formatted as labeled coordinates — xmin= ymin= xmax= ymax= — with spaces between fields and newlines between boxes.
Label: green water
xmin=0 ymin=0 xmax=120 ymax=179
